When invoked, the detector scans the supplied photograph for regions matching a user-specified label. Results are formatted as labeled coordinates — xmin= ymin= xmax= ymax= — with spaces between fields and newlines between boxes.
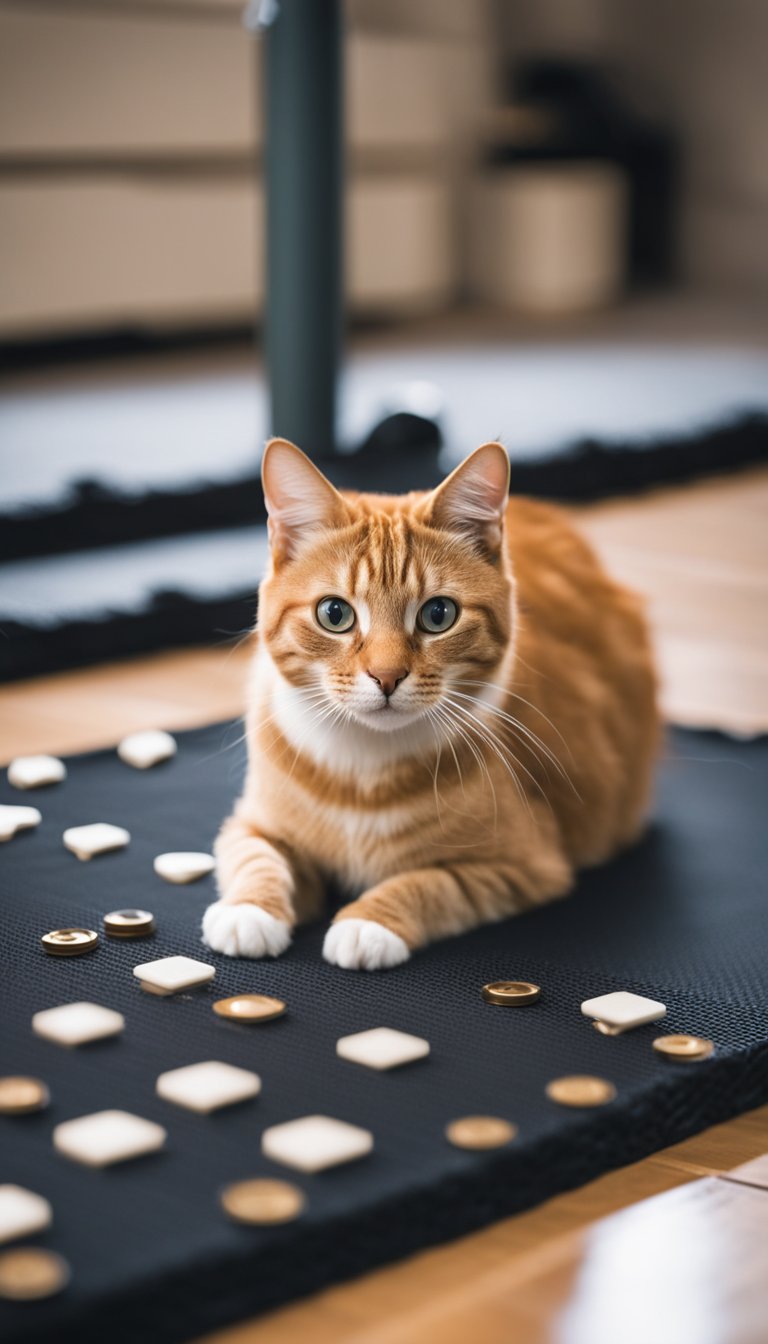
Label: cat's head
xmin=258 ymin=439 xmax=513 ymax=734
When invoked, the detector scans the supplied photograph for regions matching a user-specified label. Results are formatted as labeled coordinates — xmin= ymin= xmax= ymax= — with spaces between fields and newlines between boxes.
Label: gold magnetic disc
xmin=213 ymin=994 xmax=286 ymax=1023
xmin=481 ymin=980 xmax=541 ymax=1006
xmin=0 ymin=1248 xmax=70 ymax=1300
xmin=0 ymin=1076 xmax=49 ymax=1115
xmin=41 ymin=928 xmax=98 ymax=957
xmin=220 ymin=1179 xmax=305 ymax=1225
xmin=103 ymin=909 xmax=155 ymax=938
xmin=653 ymin=1034 xmax=714 ymax=1061
xmin=546 ymin=1075 xmax=617 ymax=1107
xmin=445 ymin=1116 xmax=518 ymax=1150
xmin=593 ymin=1020 xmax=623 ymax=1037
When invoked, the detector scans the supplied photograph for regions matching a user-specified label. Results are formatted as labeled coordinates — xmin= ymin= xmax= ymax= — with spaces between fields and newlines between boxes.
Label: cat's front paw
xmin=323 ymin=918 xmax=410 ymax=971
xmin=202 ymin=902 xmax=292 ymax=959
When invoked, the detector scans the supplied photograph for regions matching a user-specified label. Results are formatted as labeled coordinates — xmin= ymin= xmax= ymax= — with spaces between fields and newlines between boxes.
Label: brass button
xmin=41 ymin=928 xmax=98 ymax=957
xmin=0 ymin=1248 xmax=70 ymax=1300
xmin=546 ymin=1075 xmax=617 ymax=1107
xmin=653 ymin=1034 xmax=714 ymax=1061
xmin=213 ymin=994 xmax=286 ymax=1023
xmin=0 ymin=1076 xmax=49 ymax=1115
xmin=481 ymin=980 xmax=541 ymax=1006
xmin=445 ymin=1116 xmax=518 ymax=1150
xmin=221 ymin=1178 xmax=305 ymax=1225
xmin=103 ymin=909 xmax=155 ymax=938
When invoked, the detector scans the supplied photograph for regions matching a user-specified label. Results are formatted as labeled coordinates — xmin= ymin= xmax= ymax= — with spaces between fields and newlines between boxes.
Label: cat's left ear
xmin=426 ymin=441 xmax=510 ymax=557
xmin=261 ymin=438 xmax=348 ymax=563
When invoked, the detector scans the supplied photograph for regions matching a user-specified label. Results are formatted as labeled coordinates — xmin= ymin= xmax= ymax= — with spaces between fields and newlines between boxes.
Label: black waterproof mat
xmin=1 ymin=723 xmax=767 ymax=1344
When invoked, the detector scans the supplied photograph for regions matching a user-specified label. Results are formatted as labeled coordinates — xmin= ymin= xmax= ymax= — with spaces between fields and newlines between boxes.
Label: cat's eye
xmin=418 ymin=596 xmax=459 ymax=634
xmin=316 ymin=596 xmax=356 ymax=633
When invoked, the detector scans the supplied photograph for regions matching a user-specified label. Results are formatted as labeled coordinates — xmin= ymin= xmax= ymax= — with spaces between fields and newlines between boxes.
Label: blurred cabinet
xmin=0 ymin=1 xmax=492 ymax=335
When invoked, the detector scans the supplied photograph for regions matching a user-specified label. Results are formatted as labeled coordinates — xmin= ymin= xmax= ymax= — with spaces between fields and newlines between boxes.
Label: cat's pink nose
xmin=367 ymin=667 xmax=409 ymax=698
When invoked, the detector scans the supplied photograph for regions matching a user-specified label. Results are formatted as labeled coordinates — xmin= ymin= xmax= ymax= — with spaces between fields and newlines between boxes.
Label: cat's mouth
xmin=347 ymin=699 xmax=427 ymax=734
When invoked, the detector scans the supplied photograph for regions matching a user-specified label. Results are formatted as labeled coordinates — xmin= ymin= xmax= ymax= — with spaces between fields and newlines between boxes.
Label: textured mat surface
xmin=1 ymin=722 xmax=767 ymax=1343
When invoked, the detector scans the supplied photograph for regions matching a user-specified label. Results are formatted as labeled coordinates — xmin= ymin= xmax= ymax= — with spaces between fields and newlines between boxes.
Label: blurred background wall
xmin=2 ymin=0 xmax=765 ymax=345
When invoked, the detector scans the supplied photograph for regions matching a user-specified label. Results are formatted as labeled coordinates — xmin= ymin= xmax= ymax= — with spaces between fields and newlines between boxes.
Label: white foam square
xmin=53 ymin=1110 xmax=166 ymax=1167
xmin=117 ymin=730 xmax=177 ymax=769
xmin=0 ymin=1186 xmax=53 ymax=1245
xmin=32 ymin=1002 xmax=125 ymax=1047
xmin=156 ymin=1060 xmax=261 ymax=1113
xmin=0 ymin=805 xmax=41 ymax=842
xmin=153 ymin=852 xmax=215 ymax=884
xmin=262 ymin=1115 xmax=373 ymax=1173
xmin=63 ymin=822 xmax=130 ymax=860
xmin=7 ymin=755 xmax=66 ymax=790
xmin=133 ymin=955 xmax=215 ymax=996
xmin=336 ymin=1027 xmax=430 ymax=1071
xmin=581 ymin=990 xmax=666 ymax=1032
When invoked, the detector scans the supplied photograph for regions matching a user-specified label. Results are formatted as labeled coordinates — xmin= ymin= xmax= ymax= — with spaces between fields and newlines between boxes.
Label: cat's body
xmin=203 ymin=440 xmax=658 ymax=970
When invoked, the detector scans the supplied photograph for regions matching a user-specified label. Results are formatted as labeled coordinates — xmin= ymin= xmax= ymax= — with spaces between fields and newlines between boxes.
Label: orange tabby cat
xmin=202 ymin=438 xmax=658 ymax=970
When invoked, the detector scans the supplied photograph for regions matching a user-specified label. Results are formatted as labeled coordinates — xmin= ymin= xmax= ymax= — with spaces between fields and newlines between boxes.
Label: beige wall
xmin=0 ymin=0 xmax=495 ymax=335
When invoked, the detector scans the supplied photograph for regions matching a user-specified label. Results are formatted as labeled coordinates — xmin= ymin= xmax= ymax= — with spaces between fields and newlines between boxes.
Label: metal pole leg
xmin=264 ymin=0 xmax=343 ymax=458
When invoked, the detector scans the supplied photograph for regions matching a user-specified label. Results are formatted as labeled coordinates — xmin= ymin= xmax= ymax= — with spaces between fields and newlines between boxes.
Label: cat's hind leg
xmin=202 ymin=815 xmax=321 ymax=958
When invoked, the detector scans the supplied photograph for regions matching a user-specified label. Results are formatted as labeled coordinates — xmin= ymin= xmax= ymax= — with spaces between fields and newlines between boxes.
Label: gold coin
xmin=0 ymin=1076 xmax=49 ymax=1115
xmin=445 ymin=1116 xmax=518 ymax=1150
xmin=653 ymin=1034 xmax=714 ymax=1061
xmin=221 ymin=1179 xmax=305 ymax=1225
xmin=41 ymin=928 xmax=98 ymax=957
xmin=593 ymin=1020 xmax=623 ymax=1037
xmin=481 ymin=980 xmax=541 ymax=1006
xmin=0 ymin=1248 xmax=70 ymax=1301
xmin=103 ymin=909 xmax=155 ymax=938
xmin=546 ymin=1075 xmax=617 ymax=1107
xmin=213 ymin=994 xmax=286 ymax=1023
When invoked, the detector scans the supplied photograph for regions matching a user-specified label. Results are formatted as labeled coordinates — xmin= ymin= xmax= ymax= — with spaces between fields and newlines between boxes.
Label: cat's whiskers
xmin=454 ymin=677 xmax=573 ymax=758
xmin=429 ymin=705 xmax=466 ymax=800
xmin=450 ymin=685 xmax=577 ymax=795
xmin=432 ymin=701 xmax=500 ymax=834
xmin=441 ymin=696 xmax=540 ymax=822
xmin=424 ymin=707 xmax=498 ymax=845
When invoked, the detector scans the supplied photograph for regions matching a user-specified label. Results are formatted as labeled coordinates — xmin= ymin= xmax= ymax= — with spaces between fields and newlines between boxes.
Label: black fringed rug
xmin=1 ymin=722 xmax=767 ymax=1344
xmin=1 ymin=411 xmax=766 ymax=684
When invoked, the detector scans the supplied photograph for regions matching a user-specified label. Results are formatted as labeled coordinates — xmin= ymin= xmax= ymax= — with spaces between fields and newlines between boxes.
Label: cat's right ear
xmin=261 ymin=438 xmax=348 ymax=563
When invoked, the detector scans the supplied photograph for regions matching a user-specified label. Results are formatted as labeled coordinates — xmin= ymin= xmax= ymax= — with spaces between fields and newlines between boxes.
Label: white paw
xmin=202 ymin=903 xmax=292 ymax=959
xmin=323 ymin=918 xmax=410 ymax=971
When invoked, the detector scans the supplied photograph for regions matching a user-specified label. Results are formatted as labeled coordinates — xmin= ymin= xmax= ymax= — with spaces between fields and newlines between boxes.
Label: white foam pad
xmin=323 ymin=919 xmax=410 ymax=971
xmin=156 ymin=1060 xmax=261 ymax=1113
xmin=117 ymin=730 xmax=177 ymax=769
xmin=63 ymin=822 xmax=129 ymax=860
xmin=154 ymin=851 xmax=215 ymax=884
xmin=581 ymin=990 xmax=667 ymax=1032
xmin=32 ymin=1002 xmax=125 ymax=1047
xmin=336 ymin=1026 xmax=430 ymax=1071
xmin=0 ymin=805 xmax=42 ymax=842
xmin=53 ymin=1110 xmax=166 ymax=1167
xmin=132 ymin=955 xmax=215 ymax=996
xmin=7 ymin=755 xmax=66 ymax=790
xmin=261 ymin=1115 xmax=373 ymax=1173
xmin=0 ymin=1186 xmax=53 ymax=1245
xmin=202 ymin=903 xmax=292 ymax=959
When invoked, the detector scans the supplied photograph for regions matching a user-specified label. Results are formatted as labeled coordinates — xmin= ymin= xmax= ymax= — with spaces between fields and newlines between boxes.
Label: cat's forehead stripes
xmin=344 ymin=515 xmax=427 ymax=605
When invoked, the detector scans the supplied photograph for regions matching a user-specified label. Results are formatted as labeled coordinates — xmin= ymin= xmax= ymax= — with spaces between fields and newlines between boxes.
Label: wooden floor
xmin=2 ymin=468 xmax=767 ymax=1342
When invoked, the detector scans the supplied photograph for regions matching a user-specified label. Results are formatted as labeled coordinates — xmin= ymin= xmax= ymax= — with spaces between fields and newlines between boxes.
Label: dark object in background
xmin=491 ymin=59 xmax=678 ymax=285
xmin=0 ymin=721 xmax=766 ymax=1343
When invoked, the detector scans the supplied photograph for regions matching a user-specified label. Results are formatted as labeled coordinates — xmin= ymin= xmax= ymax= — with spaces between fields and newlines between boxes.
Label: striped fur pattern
xmin=202 ymin=439 xmax=658 ymax=970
